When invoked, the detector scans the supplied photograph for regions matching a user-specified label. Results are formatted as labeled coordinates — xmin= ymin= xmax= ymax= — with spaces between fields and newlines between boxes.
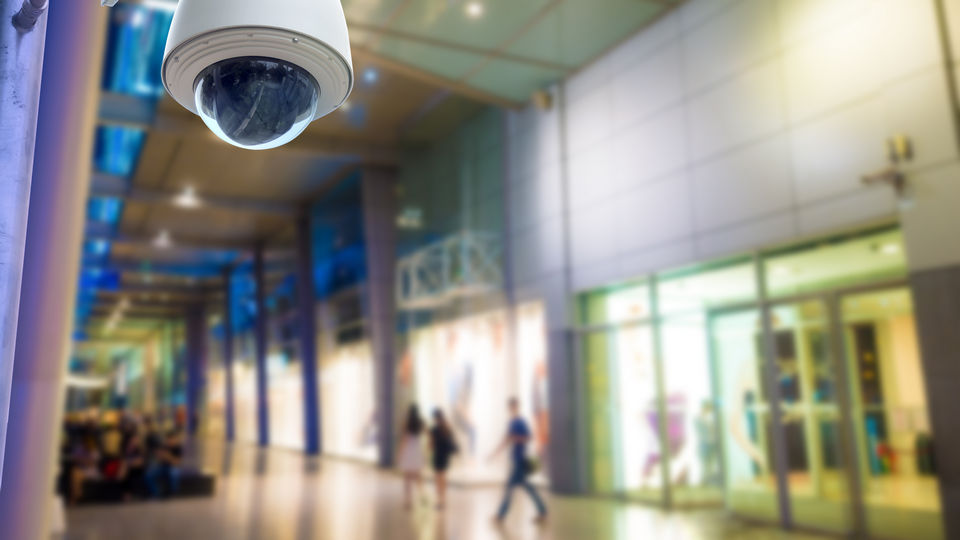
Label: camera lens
xmin=194 ymin=57 xmax=320 ymax=150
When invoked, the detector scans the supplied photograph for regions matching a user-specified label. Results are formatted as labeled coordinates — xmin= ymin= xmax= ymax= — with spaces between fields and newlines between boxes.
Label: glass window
xmin=842 ymin=289 xmax=943 ymax=540
xmin=581 ymin=325 xmax=663 ymax=503
xmin=764 ymin=228 xmax=906 ymax=298
xmin=579 ymin=282 xmax=651 ymax=326
xmin=657 ymin=258 xmax=757 ymax=316
xmin=711 ymin=308 xmax=779 ymax=521
xmin=770 ymin=300 xmax=852 ymax=533
xmin=660 ymin=313 xmax=723 ymax=505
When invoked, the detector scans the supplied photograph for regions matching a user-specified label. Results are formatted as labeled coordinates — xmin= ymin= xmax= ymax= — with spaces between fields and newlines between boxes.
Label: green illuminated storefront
xmin=575 ymin=226 xmax=943 ymax=539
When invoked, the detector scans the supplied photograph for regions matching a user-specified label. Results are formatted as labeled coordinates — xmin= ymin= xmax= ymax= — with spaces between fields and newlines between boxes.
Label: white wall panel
xmin=613 ymin=173 xmax=694 ymax=254
xmin=681 ymin=0 xmax=780 ymax=93
xmin=505 ymin=0 xmax=960 ymax=299
xmin=688 ymin=58 xmax=786 ymax=161
xmin=614 ymin=106 xmax=689 ymax=186
xmin=695 ymin=212 xmax=797 ymax=259
xmin=692 ymin=136 xmax=795 ymax=231
xmin=610 ymin=43 xmax=684 ymax=131
xmin=797 ymin=187 xmax=896 ymax=235
xmin=569 ymin=202 xmax=619 ymax=264
xmin=789 ymin=97 xmax=887 ymax=204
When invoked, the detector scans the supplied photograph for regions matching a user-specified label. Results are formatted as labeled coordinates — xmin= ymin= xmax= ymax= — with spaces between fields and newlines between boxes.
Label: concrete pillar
xmin=0 ymin=1 xmax=107 ymax=537
xmin=185 ymin=304 xmax=207 ymax=436
xmin=253 ymin=247 xmax=270 ymax=447
xmin=0 ymin=0 xmax=48 ymax=490
xmin=360 ymin=167 xmax=398 ymax=468
xmin=295 ymin=214 xmax=321 ymax=455
xmin=222 ymin=270 xmax=236 ymax=442
xmin=901 ymin=162 xmax=960 ymax=539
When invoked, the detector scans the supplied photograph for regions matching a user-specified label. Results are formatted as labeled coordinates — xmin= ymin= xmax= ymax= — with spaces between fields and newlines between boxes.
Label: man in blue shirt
xmin=491 ymin=397 xmax=547 ymax=523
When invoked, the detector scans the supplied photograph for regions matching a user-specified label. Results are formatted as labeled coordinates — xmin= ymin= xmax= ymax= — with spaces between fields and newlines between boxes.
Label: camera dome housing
xmin=161 ymin=0 xmax=353 ymax=151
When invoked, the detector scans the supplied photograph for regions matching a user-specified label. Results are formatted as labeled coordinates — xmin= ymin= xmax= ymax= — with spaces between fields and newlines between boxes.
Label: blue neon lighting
xmin=87 ymin=196 xmax=125 ymax=225
xmin=94 ymin=126 xmax=146 ymax=177
xmin=102 ymin=5 xmax=173 ymax=98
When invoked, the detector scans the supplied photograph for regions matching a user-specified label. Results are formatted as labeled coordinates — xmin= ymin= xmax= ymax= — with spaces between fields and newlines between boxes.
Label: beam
xmin=86 ymin=259 xmax=224 ymax=278
xmin=90 ymin=172 xmax=297 ymax=217
xmin=88 ymin=308 xmax=184 ymax=320
xmin=87 ymin=229 xmax=253 ymax=254
xmin=352 ymin=46 xmax=522 ymax=109
xmin=97 ymin=283 xmax=214 ymax=297
xmin=97 ymin=103 xmax=399 ymax=163
xmin=347 ymin=20 xmax=570 ymax=72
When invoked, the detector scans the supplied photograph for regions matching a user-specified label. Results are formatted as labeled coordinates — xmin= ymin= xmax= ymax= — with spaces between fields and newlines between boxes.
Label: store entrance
xmin=709 ymin=286 xmax=942 ymax=539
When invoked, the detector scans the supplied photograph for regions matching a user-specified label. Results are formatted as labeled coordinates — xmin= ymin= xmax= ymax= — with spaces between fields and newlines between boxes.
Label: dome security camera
xmin=161 ymin=0 xmax=354 ymax=151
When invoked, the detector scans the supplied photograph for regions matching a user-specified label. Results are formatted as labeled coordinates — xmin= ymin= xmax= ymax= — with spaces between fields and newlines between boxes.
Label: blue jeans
xmin=497 ymin=464 xmax=547 ymax=519
xmin=145 ymin=463 xmax=180 ymax=498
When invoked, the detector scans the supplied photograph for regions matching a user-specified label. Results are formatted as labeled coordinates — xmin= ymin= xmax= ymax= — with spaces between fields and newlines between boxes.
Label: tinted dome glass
xmin=194 ymin=57 xmax=319 ymax=150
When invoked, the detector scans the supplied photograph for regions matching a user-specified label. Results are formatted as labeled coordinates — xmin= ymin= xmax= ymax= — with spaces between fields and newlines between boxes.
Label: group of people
xmin=397 ymin=397 xmax=548 ymax=524
xmin=59 ymin=407 xmax=186 ymax=505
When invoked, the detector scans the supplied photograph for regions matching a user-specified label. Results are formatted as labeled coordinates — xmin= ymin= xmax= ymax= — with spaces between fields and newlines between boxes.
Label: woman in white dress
xmin=398 ymin=404 xmax=426 ymax=509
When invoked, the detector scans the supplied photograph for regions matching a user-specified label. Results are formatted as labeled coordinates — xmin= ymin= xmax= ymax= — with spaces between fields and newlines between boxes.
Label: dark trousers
xmin=145 ymin=463 xmax=180 ymax=498
xmin=497 ymin=464 xmax=547 ymax=519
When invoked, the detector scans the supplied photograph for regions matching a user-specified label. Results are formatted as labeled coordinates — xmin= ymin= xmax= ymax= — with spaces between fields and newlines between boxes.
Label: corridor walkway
xmin=64 ymin=443 xmax=831 ymax=540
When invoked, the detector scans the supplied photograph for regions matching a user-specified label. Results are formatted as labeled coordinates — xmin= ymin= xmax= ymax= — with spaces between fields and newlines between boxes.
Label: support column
xmin=296 ymin=214 xmax=321 ymax=455
xmin=0 ymin=0 xmax=48 ymax=489
xmin=0 ymin=2 xmax=107 ymax=538
xmin=222 ymin=270 xmax=236 ymax=442
xmin=910 ymin=267 xmax=960 ymax=539
xmin=254 ymin=246 xmax=270 ymax=447
xmin=185 ymin=304 xmax=207 ymax=437
xmin=360 ymin=167 xmax=398 ymax=468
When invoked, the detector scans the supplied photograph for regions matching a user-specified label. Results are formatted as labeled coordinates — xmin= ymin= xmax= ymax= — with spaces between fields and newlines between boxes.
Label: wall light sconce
xmin=862 ymin=135 xmax=914 ymax=211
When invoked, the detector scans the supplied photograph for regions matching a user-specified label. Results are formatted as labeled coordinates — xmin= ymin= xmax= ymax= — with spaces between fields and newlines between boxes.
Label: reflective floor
xmin=64 ymin=442 xmax=832 ymax=540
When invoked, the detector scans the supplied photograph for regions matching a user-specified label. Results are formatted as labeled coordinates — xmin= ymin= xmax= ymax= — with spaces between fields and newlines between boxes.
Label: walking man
xmin=491 ymin=397 xmax=547 ymax=524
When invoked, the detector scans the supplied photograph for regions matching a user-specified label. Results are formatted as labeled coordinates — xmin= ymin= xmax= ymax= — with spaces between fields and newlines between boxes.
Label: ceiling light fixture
xmin=173 ymin=185 xmax=202 ymax=209
xmin=465 ymin=1 xmax=485 ymax=18
xmin=153 ymin=230 xmax=173 ymax=249
xmin=879 ymin=243 xmax=901 ymax=256
xmin=771 ymin=265 xmax=793 ymax=277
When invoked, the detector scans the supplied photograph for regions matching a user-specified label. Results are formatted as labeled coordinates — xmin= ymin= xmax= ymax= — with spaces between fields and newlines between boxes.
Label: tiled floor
xmin=64 ymin=442 xmax=831 ymax=540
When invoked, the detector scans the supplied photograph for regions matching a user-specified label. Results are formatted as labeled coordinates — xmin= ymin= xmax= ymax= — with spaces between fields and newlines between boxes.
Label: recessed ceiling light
xmin=879 ymin=243 xmax=901 ymax=256
xmin=771 ymin=265 xmax=793 ymax=277
xmin=173 ymin=185 xmax=202 ymax=209
xmin=465 ymin=1 xmax=484 ymax=18
xmin=153 ymin=230 xmax=173 ymax=249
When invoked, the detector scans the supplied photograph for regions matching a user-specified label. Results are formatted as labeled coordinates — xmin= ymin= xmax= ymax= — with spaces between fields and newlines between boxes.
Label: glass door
xmin=769 ymin=300 xmax=852 ymax=534
xmin=710 ymin=308 xmax=779 ymax=521
xmin=580 ymin=325 xmax=663 ymax=504
xmin=840 ymin=288 xmax=944 ymax=540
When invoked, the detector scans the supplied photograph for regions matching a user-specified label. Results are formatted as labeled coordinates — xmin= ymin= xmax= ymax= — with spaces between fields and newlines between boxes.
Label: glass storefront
xmin=320 ymin=341 xmax=378 ymax=462
xmin=576 ymin=226 xmax=943 ymax=539
xmin=399 ymin=302 xmax=547 ymax=484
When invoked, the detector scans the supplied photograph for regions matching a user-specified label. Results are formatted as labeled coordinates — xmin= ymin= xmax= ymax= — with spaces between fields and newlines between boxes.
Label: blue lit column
xmin=0 ymin=1 xmax=107 ymax=537
xmin=185 ymin=303 xmax=207 ymax=436
xmin=222 ymin=269 xmax=236 ymax=442
xmin=296 ymin=214 xmax=321 ymax=455
xmin=360 ymin=167 xmax=398 ymax=468
xmin=254 ymin=246 xmax=270 ymax=447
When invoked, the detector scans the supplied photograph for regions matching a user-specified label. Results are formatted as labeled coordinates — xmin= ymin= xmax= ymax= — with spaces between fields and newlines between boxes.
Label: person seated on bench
xmin=145 ymin=414 xmax=185 ymax=498
xmin=121 ymin=414 xmax=147 ymax=500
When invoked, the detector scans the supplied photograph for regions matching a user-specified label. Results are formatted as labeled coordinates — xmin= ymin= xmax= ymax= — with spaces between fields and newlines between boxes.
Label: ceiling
xmin=344 ymin=0 xmax=682 ymax=103
xmin=78 ymin=0 xmax=686 ymax=346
